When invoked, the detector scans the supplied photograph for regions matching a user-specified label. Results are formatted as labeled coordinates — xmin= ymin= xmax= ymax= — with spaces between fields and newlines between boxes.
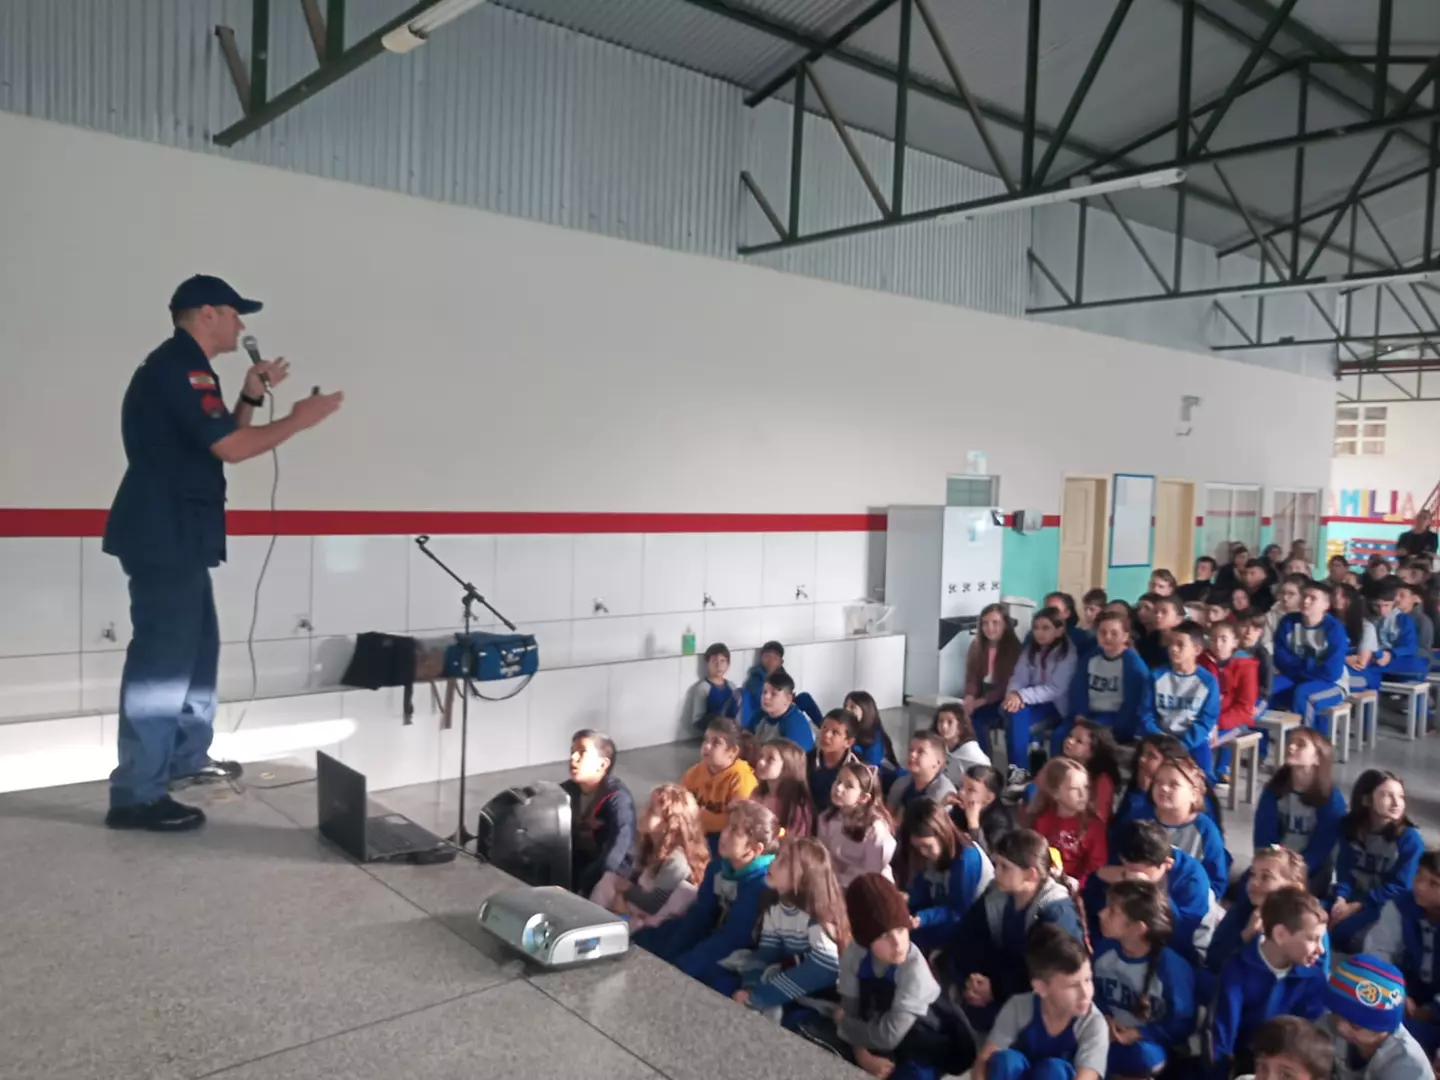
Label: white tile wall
xmin=0 ymin=538 xmax=80 ymax=656
xmin=337 ymin=686 xmax=441 ymax=792
xmin=572 ymin=534 xmax=644 ymax=619
xmin=762 ymin=532 xmax=817 ymax=607
xmin=606 ymin=657 xmax=686 ymax=751
xmin=0 ymin=528 xmax=878 ymax=721
xmin=525 ymin=666 xmax=609 ymax=766
xmin=788 ymin=641 xmax=857 ymax=716
xmin=439 ymin=681 xmax=530 ymax=779
xmin=311 ymin=535 xmax=408 ymax=637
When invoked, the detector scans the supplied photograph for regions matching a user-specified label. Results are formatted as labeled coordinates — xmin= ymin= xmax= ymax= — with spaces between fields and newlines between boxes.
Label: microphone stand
xmin=413 ymin=535 xmax=518 ymax=853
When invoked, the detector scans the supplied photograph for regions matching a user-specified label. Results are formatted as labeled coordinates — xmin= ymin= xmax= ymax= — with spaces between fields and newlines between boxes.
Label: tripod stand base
xmin=447 ymin=826 xmax=478 ymax=852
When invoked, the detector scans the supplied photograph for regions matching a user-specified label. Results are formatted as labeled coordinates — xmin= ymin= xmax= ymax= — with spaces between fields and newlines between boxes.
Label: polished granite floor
xmin=3 ymin=704 xmax=1438 ymax=1080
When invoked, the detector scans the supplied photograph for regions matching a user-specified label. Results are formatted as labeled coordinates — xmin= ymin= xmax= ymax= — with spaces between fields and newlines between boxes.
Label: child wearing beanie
xmin=835 ymin=873 xmax=974 ymax=1080
xmin=1319 ymin=955 xmax=1431 ymax=1080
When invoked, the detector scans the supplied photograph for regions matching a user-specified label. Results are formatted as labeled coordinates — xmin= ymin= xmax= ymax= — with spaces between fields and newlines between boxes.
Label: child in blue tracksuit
xmin=1363 ymin=850 xmax=1440 ymax=1059
xmin=1093 ymin=880 xmax=1197 ymax=1077
xmin=744 ymin=669 xmax=815 ymax=752
xmin=1371 ymin=583 xmax=1430 ymax=683
xmin=1206 ymin=845 xmax=1331 ymax=984
xmin=974 ymin=925 xmax=1110 ymax=1080
xmin=1083 ymin=820 xmax=1219 ymax=970
xmin=1140 ymin=622 xmax=1220 ymax=781
xmin=1059 ymin=611 xmax=1151 ymax=752
xmin=1137 ymin=756 xmax=1229 ymax=897
xmin=740 ymin=640 xmax=785 ymax=721
xmin=1332 ymin=769 xmax=1425 ymax=951
xmin=997 ymin=609 xmax=1078 ymax=783
xmin=1209 ymin=886 xmax=1329 ymax=1080
xmin=1271 ymin=582 xmax=1349 ymax=736
xmin=954 ymin=828 xmax=1087 ymax=1033
xmin=1252 ymin=726 xmax=1346 ymax=896
xmin=632 ymin=800 xmax=776 ymax=988
xmin=898 ymin=798 xmax=994 ymax=953
xmin=689 ymin=642 xmax=740 ymax=728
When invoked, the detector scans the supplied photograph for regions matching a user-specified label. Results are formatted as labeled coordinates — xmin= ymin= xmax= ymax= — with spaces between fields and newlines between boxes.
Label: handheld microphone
xmin=240 ymin=334 xmax=270 ymax=389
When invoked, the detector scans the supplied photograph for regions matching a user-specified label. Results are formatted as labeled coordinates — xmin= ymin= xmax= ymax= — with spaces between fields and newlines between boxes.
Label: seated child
xmin=950 ymin=765 xmax=1015 ymax=857
xmin=682 ymin=714 xmax=758 ymax=840
xmin=1093 ymin=879 xmax=1198 ymax=1078
xmin=1207 ymin=844 xmax=1309 ymax=976
xmin=1237 ymin=1015 xmax=1334 ymax=1080
xmin=1138 ymin=597 xmax=1183 ymax=670
xmin=631 ymin=799 xmax=777 ymax=987
xmin=1024 ymin=758 xmax=1107 ymax=888
xmin=1363 ymin=850 xmax=1440 ymax=1060
xmin=1253 ymin=728 xmax=1345 ymax=896
xmin=1081 ymin=588 xmax=1108 ymax=631
xmin=964 ymin=603 xmax=1023 ymax=756
xmin=688 ymin=642 xmax=739 ymax=728
xmin=1337 ymin=582 xmax=1380 ymax=692
xmin=973 ymin=924 xmax=1109 ymax=1080
xmin=747 ymin=670 xmax=816 ymax=752
xmin=1149 ymin=569 xmax=1178 ymax=598
xmin=1205 ymin=591 xmax=1233 ymax=628
xmin=955 ymin=828 xmax=1088 ymax=1032
xmin=845 ymin=690 xmax=900 ymax=771
xmin=1202 ymin=620 xmax=1259 ymax=785
xmin=808 ymin=709 xmax=860 ymax=813
xmin=991 ymin=608 xmax=1078 ymax=785
xmin=1086 ymin=820 xmax=1219 ymax=969
xmin=1320 ymin=955 xmax=1432 ymax=1080
xmin=1370 ymin=580 xmax=1429 ymax=683
xmin=592 ymin=782 xmax=709 ymax=930
xmin=1178 ymin=556 xmax=1217 ymax=604
xmin=1263 ymin=574 xmax=1307 ymax=649
xmin=1237 ymin=610 xmax=1274 ymax=716
xmin=931 ymin=703 xmax=991 ymax=785
xmin=1063 ymin=611 xmax=1151 ymax=748
xmin=1139 ymin=756 xmax=1229 ymax=898
xmin=837 ymin=873 xmax=975 ymax=1080
xmin=899 ymin=797 xmax=994 ymax=953
xmin=1394 ymin=578 xmax=1435 ymax=660
xmin=561 ymin=729 xmax=636 ymax=898
xmin=1045 ymin=591 xmax=1093 ymax=656
xmin=733 ymin=837 xmax=848 ymax=1025
xmin=1057 ymin=720 xmax=1121 ymax=824
xmin=817 ymin=761 xmax=897 ymax=889
xmin=886 ymin=731 xmax=957 ymax=812
xmin=1332 ymin=769 xmax=1423 ymax=951
xmin=1271 ymin=581 xmax=1349 ymax=736
xmin=1141 ymin=621 xmax=1221 ymax=780
xmin=1209 ymin=888 xmax=1329 ymax=1080
xmin=741 ymin=640 xmax=786 ymax=720
xmin=1111 ymin=734 xmax=1183 ymax=837
xmin=753 ymin=737 xmax=815 ymax=839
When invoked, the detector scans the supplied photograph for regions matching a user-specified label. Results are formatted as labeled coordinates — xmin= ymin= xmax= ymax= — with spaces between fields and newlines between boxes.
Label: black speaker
xmin=475 ymin=781 xmax=573 ymax=890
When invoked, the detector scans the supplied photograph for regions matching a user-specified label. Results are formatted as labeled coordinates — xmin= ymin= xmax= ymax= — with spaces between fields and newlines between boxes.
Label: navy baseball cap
xmin=169 ymin=274 xmax=263 ymax=315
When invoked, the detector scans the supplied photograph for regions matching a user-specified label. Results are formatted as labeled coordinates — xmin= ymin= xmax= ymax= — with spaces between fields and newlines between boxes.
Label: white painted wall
xmin=1328 ymin=399 xmax=1439 ymax=518
xmin=0 ymin=112 xmax=1335 ymax=519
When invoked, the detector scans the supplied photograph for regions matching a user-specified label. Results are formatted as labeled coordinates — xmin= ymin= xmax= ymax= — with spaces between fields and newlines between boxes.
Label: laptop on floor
xmin=316 ymin=751 xmax=445 ymax=862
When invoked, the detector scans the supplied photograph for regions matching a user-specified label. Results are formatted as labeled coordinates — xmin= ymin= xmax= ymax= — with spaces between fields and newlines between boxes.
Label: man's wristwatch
xmin=240 ymin=390 xmax=266 ymax=408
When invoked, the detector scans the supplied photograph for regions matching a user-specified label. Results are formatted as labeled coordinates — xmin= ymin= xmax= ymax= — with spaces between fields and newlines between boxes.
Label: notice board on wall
xmin=1110 ymin=473 xmax=1155 ymax=568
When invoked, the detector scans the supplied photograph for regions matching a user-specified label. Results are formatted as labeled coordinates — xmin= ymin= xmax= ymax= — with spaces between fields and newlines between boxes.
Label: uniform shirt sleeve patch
xmin=189 ymin=371 xmax=217 ymax=389
xmin=199 ymin=392 xmax=227 ymax=419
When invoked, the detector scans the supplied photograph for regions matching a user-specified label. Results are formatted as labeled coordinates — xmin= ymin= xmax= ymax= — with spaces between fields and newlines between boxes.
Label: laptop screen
xmin=316 ymin=751 xmax=368 ymax=860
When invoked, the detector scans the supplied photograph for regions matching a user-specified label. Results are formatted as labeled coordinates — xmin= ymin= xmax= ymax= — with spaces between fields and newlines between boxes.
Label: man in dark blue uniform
xmin=103 ymin=275 xmax=343 ymax=831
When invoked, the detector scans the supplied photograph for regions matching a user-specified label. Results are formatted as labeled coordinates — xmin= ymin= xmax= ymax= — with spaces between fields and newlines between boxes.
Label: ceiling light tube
xmin=1229 ymin=270 xmax=1434 ymax=300
xmin=382 ymin=0 xmax=487 ymax=53
xmin=935 ymin=168 xmax=1186 ymax=225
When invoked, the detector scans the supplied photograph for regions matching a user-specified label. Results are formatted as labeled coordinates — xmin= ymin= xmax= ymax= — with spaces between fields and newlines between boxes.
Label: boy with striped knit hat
xmin=1320 ymin=954 xmax=1431 ymax=1080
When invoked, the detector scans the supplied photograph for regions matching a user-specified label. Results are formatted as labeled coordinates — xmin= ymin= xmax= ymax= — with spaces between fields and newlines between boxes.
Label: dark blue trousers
xmin=110 ymin=564 xmax=219 ymax=809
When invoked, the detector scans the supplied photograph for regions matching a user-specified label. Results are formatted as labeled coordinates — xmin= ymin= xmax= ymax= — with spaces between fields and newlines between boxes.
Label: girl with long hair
xmin=815 ymin=761 xmax=896 ymax=888
xmin=1024 ymin=757 xmax=1107 ymax=887
xmin=897 ymin=797 xmax=993 ymax=953
xmin=1253 ymin=728 xmax=1345 ymax=897
xmin=594 ymin=782 xmax=710 ymax=930
xmin=842 ymin=689 xmax=898 ymax=770
xmin=1331 ymin=769 xmax=1423 ymax=950
xmin=962 ymin=603 xmax=1022 ymax=759
xmin=995 ymin=607 xmax=1078 ymax=786
xmin=753 ymin=737 xmax=815 ymax=839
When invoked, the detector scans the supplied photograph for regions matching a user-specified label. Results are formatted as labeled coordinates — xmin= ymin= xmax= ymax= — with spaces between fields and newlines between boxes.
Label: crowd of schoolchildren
xmin=555 ymin=538 xmax=1440 ymax=1080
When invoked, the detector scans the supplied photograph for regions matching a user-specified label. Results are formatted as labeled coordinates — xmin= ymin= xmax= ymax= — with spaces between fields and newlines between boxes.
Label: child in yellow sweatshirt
xmin=683 ymin=714 xmax=758 ymax=839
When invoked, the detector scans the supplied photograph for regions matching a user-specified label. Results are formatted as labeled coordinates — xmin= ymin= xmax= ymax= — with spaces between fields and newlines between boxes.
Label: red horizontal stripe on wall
xmin=1195 ymin=516 xmax=1204 ymax=526
xmin=1322 ymin=515 xmax=1410 ymax=525
xmin=0 ymin=508 xmax=889 ymax=538
xmin=1000 ymin=514 xmax=1063 ymax=528
xmin=1261 ymin=516 xmax=1272 ymax=526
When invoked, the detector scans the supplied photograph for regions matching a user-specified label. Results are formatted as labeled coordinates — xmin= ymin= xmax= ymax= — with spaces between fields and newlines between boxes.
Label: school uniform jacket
xmin=1335 ymin=825 xmax=1425 ymax=927
xmin=836 ymin=941 xmax=941 ymax=1053
xmin=1082 ymin=848 xmax=1219 ymax=967
xmin=1091 ymin=938 xmax=1197 ymax=1048
xmin=1208 ymin=936 xmax=1327 ymax=1079
xmin=1319 ymin=1014 xmax=1432 ymax=1080
xmin=1273 ymin=612 xmax=1349 ymax=689
xmin=954 ymin=880 xmax=1086 ymax=1006
xmin=1141 ymin=665 xmax=1220 ymax=758
xmin=1252 ymin=785 xmax=1346 ymax=886
xmin=907 ymin=845 xmax=995 ymax=936
xmin=747 ymin=703 xmax=816 ymax=752
xmin=1133 ymin=806 xmax=1229 ymax=898
xmin=1068 ymin=647 xmax=1151 ymax=730
xmin=1364 ymin=895 xmax=1440 ymax=1014
xmin=633 ymin=853 xmax=774 ymax=980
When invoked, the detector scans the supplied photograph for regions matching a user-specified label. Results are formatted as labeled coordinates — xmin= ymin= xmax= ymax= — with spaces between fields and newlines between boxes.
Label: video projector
xmin=473 ymin=780 xmax=629 ymax=967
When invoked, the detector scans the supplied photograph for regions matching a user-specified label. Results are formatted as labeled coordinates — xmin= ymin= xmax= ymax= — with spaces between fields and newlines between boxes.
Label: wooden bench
xmin=1255 ymin=711 xmax=1302 ymax=766
xmin=1380 ymin=680 xmax=1429 ymax=741
xmin=1223 ymin=730 xmax=1264 ymax=810
xmin=1317 ymin=701 xmax=1353 ymax=763
xmin=1349 ymin=690 xmax=1379 ymax=751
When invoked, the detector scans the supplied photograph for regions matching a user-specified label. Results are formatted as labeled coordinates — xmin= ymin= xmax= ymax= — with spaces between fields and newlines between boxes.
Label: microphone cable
xmin=231 ymin=386 xmax=280 ymax=736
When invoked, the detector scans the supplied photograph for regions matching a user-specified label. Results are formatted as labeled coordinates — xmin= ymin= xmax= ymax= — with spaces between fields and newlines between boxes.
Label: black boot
xmin=105 ymin=796 xmax=207 ymax=832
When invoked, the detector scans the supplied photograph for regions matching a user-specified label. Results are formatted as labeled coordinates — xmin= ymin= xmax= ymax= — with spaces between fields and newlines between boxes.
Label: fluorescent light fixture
xmin=936 ymin=168 xmax=1185 ymax=225
xmin=382 ymin=0 xmax=487 ymax=53
xmin=1230 ymin=270 xmax=1434 ymax=300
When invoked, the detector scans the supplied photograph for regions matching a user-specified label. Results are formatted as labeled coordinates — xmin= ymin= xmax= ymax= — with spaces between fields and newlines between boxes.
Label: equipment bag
xmin=340 ymin=632 xmax=418 ymax=721
xmin=443 ymin=631 xmax=540 ymax=682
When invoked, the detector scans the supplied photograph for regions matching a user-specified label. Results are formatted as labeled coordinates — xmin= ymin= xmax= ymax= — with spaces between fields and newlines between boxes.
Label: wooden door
xmin=1059 ymin=478 xmax=1105 ymax=598
xmin=1154 ymin=480 xmax=1196 ymax=579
